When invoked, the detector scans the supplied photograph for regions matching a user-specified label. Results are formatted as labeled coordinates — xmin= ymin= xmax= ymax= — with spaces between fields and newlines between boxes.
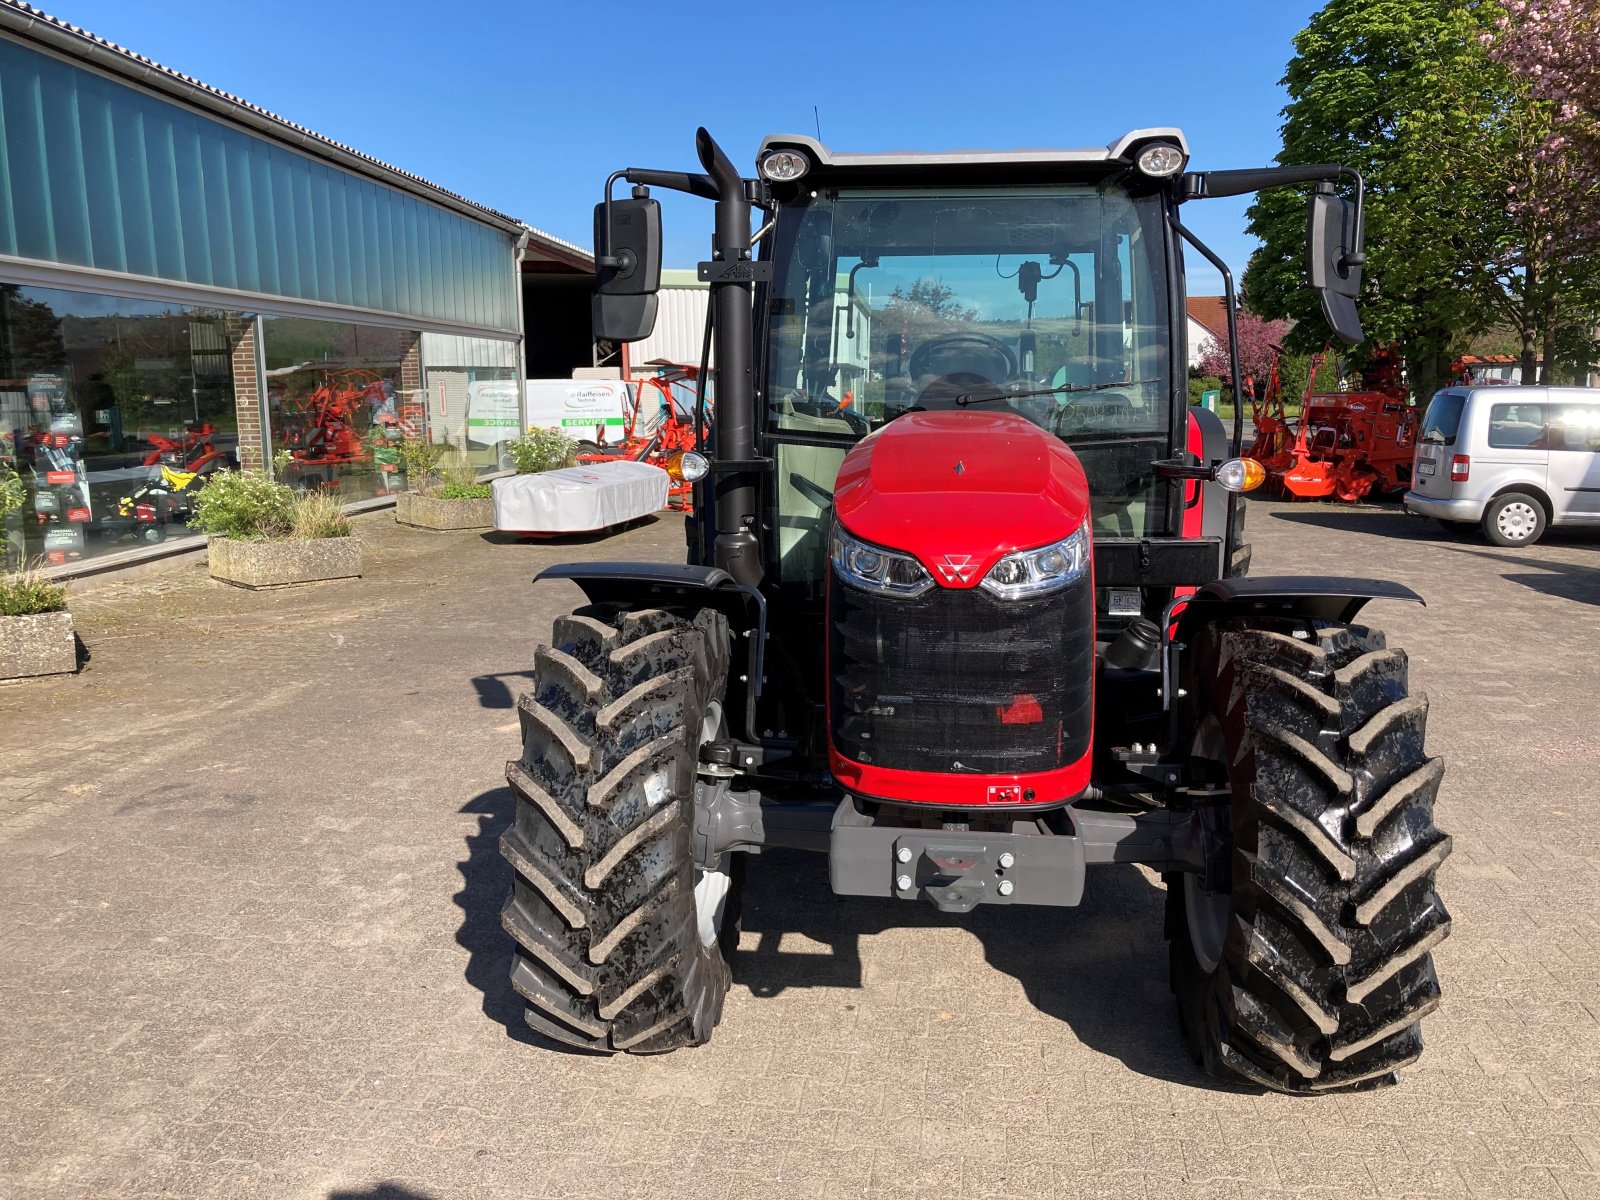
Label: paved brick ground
xmin=1 ymin=501 xmax=1598 ymax=1199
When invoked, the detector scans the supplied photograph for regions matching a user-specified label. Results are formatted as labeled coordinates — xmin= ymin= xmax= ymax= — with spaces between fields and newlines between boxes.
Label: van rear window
xmin=1420 ymin=393 xmax=1466 ymax=446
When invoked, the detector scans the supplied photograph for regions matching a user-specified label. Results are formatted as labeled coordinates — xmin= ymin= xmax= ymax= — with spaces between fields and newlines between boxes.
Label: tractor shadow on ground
xmin=452 ymin=785 xmax=546 ymax=1049
xmin=736 ymin=848 xmax=1223 ymax=1090
xmin=327 ymin=1185 xmax=439 ymax=1200
xmin=469 ymin=670 xmax=535 ymax=710
xmin=1265 ymin=504 xmax=1432 ymax=540
xmin=451 ymin=787 xmax=1228 ymax=1085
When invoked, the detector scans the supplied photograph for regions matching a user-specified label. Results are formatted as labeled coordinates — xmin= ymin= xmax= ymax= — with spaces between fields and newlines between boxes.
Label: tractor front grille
xmin=827 ymin=571 xmax=1094 ymax=777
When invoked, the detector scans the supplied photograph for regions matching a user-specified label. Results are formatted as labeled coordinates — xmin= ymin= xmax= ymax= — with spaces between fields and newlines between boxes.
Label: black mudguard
xmin=536 ymin=561 xmax=767 ymax=733
xmin=1175 ymin=576 xmax=1423 ymax=638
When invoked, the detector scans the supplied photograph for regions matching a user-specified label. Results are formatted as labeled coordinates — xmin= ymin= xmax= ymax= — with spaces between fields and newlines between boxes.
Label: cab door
xmin=1545 ymin=394 xmax=1600 ymax=524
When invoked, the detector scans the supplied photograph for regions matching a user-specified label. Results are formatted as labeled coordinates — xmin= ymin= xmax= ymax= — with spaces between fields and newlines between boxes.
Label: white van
xmin=1405 ymin=385 xmax=1600 ymax=545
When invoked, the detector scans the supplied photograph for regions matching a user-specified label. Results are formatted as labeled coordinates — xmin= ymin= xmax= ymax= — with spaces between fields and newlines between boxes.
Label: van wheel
xmin=1481 ymin=492 xmax=1546 ymax=547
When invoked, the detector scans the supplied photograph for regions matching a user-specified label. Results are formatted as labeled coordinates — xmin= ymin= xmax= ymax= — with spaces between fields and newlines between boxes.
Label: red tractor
xmin=500 ymin=130 xmax=1450 ymax=1093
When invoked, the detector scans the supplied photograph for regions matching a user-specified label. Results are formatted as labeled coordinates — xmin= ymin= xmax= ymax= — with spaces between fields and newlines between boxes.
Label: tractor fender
xmin=1164 ymin=576 xmax=1423 ymax=722
xmin=535 ymin=561 xmax=768 ymax=725
xmin=1173 ymin=575 xmax=1423 ymax=638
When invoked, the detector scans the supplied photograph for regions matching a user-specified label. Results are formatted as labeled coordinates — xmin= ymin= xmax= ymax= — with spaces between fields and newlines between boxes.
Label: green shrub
xmin=191 ymin=470 xmax=297 ymax=540
xmin=1187 ymin=374 xmax=1224 ymax=408
xmin=437 ymin=481 xmax=492 ymax=499
xmin=509 ymin=427 xmax=578 ymax=474
xmin=433 ymin=463 xmax=490 ymax=499
xmin=0 ymin=463 xmax=25 ymax=520
xmin=290 ymin=489 xmax=353 ymax=539
xmin=400 ymin=438 xmax=448 ymax=494
xmin=0 ymin=569 xmax=67 ymax=616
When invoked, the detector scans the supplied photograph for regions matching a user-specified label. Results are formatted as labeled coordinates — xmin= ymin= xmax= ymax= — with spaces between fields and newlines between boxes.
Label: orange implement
xmin=1245 ymin=348 xmax=1417 ymax=503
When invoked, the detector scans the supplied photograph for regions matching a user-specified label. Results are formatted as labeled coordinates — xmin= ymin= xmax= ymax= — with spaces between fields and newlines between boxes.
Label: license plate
xmin=1418 ymin=459 xmax=1436 ymax=476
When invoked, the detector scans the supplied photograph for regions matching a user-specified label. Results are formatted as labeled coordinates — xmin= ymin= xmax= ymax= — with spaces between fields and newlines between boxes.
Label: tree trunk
xmin=1520 ymin=263 xmax=1540 ymax=385
xmin=1539 ymin=293 xmax=1559 ymax=385
xmin=1520 ymin=323 xmax=1539 ymax=385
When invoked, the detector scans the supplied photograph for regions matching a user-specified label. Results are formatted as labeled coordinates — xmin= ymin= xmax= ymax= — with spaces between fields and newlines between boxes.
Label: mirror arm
xmin=1184 ymin=164 xmax=1367 ymax=256
xmin=1170 ymin=214 xmax=1246 ymax=457
xmin=597 ymin=167 xmax=719 ymax=268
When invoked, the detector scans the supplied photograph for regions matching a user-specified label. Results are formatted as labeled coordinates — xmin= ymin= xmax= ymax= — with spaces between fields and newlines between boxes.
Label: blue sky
xmin=49 ymin=0 xmax=1322 ymax=295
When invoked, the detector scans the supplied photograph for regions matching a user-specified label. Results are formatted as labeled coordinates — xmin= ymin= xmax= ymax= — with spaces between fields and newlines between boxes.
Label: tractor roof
xmin=756 ymin=129 xmax=1189 ymax=172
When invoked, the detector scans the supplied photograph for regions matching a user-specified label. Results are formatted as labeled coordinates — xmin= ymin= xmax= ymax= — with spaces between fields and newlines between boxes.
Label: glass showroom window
xmin=0 ymin=282 xmax=247 ymax=567
xmin=419 ymin=333 xmax=519 ymax=471
xmin=260 ymin=316 xmax=418 ymax=502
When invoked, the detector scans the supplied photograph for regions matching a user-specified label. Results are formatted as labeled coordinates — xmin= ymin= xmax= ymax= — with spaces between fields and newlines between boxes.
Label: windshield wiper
xmin=956 ymin=379 xmax=1163 ymax=407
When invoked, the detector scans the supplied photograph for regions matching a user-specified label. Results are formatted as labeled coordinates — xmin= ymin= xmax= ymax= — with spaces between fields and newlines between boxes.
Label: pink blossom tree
xmin=1196 ymin=311 xmax=1290 ymax=396
xmin=1485 ymin=1 xmax=1600 ymax=380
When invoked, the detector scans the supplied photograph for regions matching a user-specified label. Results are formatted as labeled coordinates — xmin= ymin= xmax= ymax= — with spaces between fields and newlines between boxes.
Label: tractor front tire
xmin=1168 ymin=619 xmax=1452 ymax=1093
xmin=500 ymin=602 xmax=738 ymax=1052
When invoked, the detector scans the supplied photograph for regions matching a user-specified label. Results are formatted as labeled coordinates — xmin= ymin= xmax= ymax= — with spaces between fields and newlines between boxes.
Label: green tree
xmin=0 ymin=284 xmax=66 ymax=376
xmin=885 ymin=279 xmax=976 ymax=324
xmin=1243 ymin=0 xmax=1554 ymax=400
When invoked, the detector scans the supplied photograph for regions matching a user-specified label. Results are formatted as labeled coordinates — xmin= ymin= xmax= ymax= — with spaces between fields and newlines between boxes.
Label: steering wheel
xmin=908 ymin=332 xmax=1017 ymax=388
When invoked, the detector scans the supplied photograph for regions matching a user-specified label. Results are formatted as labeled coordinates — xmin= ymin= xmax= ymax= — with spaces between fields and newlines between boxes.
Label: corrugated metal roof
xmin=523 ymin=226 xmax=592 ymax=271
xmin=0 ymin=0 xmax=535 ymax=235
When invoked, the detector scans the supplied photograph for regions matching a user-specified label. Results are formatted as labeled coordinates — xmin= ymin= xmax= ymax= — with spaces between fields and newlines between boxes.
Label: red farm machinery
xmin=575 ymin=366 xmax=704 ymax=510
xmin=495 ymin=129 xmax=1451 ymax=1093
xmin=1246 ymin=348 xmax=1419 ymax=502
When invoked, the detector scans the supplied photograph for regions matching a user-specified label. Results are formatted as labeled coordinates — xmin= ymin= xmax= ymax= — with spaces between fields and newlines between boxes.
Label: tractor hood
xmin=833 ymin=410 xmax=1091 ymax=587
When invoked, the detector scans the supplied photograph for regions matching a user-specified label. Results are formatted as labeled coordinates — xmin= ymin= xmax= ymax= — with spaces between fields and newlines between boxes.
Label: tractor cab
xmin=756 ymin=136 xmax=1179 ymax=595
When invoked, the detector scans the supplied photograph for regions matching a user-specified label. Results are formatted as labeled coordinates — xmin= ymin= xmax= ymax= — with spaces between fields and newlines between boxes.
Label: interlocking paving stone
xmin=1 ymin=502 xmax=1598 ymax=1198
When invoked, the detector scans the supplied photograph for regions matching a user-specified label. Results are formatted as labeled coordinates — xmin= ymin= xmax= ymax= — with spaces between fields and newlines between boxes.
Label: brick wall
xmin=398 ymin=329 xmax=422 ymax=394
xmin=227 ymin=316 xmax=264 ymax=473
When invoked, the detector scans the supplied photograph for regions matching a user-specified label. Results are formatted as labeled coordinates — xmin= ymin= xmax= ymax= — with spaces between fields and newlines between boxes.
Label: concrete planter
xmin=0 ymin=610 xmax=76 ymax=680
xmin=208 ymin=535 xmax=362 ymax=589
xmin=394 ymin=492 xmax=493 ymax=531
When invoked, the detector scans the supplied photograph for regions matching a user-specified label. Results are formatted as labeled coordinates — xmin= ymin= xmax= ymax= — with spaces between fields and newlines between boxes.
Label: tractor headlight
xmin=830 ymin=525 xmax=933 ymax=597
xmin=759 ymin=150 xmax=811 ymax=183
xmin=1135 ymin=142 xmax=1186 ymax=178
xmin=980 ymin=521 xmax=1091 ymax=599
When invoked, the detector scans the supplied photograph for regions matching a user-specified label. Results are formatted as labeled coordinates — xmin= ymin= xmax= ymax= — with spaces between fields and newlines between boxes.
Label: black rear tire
xmin=500 ymin=602 xmax=737 ymax=1052
xmin=1481 ymin=491 xmax=1547 ymax=546
xmin=1167 ymin=618 xmax=1452 ymax=1093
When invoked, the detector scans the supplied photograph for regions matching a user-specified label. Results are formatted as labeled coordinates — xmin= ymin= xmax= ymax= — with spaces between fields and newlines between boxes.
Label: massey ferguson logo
xmin=938 ymin=554 xmax=977 ymax=584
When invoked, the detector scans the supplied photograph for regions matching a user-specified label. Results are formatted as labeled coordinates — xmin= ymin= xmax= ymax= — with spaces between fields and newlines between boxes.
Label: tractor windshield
xmin=764 ymin=184 xmax=1173 ymax=584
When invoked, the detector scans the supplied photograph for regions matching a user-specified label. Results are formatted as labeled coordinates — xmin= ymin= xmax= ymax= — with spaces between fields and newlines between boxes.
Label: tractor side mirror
xmin=1307 ymin=183 xmax=1365 ymax=346
xmin=593 ymin=195 xmax=662 ymax=343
